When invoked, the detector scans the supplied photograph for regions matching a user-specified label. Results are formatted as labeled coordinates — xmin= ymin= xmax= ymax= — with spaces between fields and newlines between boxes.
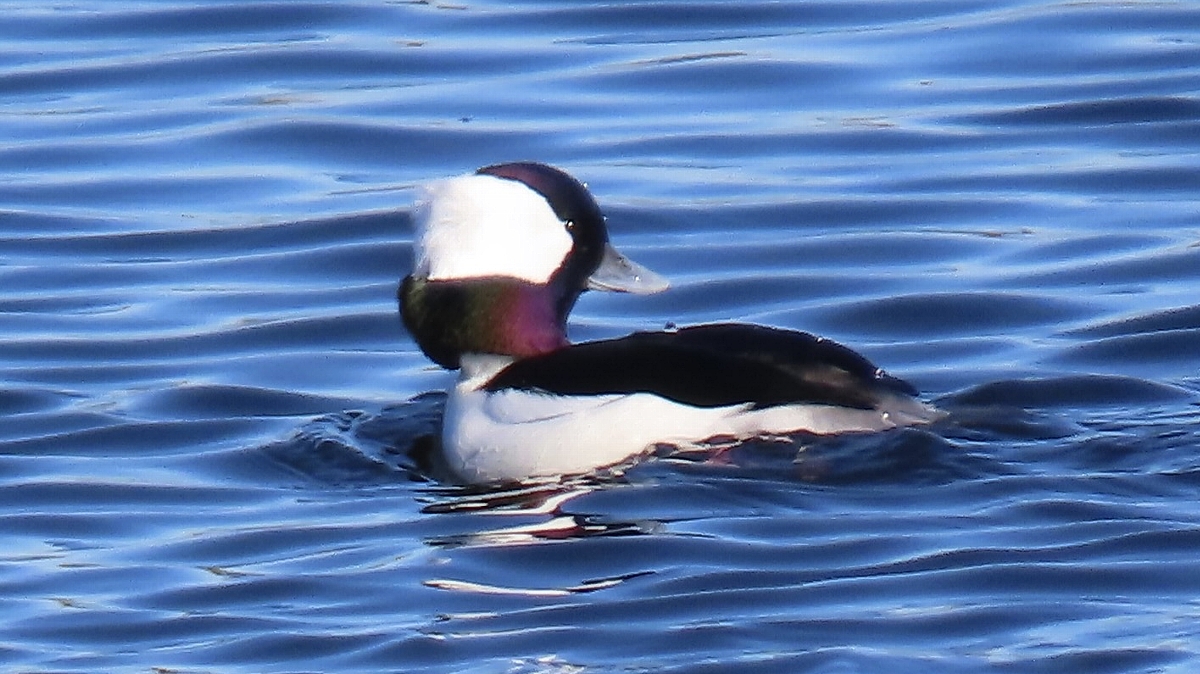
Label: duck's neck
xmin=399 ymin=275 xmax=572 ymax=370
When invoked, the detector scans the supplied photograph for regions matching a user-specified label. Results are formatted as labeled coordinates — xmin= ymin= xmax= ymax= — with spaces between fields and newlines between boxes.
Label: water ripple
xmin=3 ymin=1 xmax=1200 ymax=672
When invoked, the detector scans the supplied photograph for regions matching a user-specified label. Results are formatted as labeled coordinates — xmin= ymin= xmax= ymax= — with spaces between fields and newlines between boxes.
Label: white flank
xmin=412 ymin=174 xmax=572 ymax=284
xmin=442 ymin=355 xmax=942 ymax=484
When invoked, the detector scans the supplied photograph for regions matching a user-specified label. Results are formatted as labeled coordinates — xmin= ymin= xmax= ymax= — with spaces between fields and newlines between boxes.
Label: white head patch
xmin=412 ymin=173 xmax=573 ymax=284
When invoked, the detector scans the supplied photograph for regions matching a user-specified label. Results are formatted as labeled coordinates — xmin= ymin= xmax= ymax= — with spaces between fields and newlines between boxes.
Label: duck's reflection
xmin=419 ymin=478 xmax=659 ymax=548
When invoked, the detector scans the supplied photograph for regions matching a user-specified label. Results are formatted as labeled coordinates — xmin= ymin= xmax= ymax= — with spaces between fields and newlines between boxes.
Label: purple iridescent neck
xmin=399 ymin=275 xmax=576 ymax=370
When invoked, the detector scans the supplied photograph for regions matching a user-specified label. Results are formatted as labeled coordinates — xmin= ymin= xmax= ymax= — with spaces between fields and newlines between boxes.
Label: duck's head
xmin=400 ymin=162 xmax=668 ymax=369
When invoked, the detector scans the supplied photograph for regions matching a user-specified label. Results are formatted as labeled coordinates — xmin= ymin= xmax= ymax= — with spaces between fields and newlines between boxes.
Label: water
xmin=3 ymin=1 xmax=1200 ymax=672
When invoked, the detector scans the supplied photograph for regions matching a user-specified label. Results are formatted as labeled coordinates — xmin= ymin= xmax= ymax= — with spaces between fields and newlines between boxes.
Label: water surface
xmin=3 ymin=1 xmax=1200 ymax=672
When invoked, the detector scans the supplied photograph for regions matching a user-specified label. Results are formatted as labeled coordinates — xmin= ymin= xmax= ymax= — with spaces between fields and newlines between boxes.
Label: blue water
xmin=3 ymin=1 xmax=1200 ymax=672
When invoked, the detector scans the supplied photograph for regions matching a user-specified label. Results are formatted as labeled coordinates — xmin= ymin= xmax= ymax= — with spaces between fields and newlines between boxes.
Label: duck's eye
xmin=564 ymin=219 xmax=575 ymax=232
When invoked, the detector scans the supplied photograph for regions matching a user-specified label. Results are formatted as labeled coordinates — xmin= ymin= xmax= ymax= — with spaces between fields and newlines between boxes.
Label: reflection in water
xmin=425 ymin=572 xmax=654 ymax=597
xmin=423 ymin=480 xmax=661 ymax=547
xmin=420 ymin=481 xmax=659 ymax=597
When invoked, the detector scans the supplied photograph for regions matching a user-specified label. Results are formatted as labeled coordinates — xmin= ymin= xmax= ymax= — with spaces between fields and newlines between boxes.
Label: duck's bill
xmin=587 ymin=243 xmax=670 ymax=294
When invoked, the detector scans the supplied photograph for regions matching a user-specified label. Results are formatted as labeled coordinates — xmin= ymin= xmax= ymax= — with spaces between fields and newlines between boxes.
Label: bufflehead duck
xmin=400 ymin=162 xmax=940 ymax=484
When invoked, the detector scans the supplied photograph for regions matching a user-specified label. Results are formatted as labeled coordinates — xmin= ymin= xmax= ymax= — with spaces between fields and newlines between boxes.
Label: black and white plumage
xmin=399 ymin=162 xmax=940 ymax=484
xmin=486 ymin=323 xmax=919 ymax=410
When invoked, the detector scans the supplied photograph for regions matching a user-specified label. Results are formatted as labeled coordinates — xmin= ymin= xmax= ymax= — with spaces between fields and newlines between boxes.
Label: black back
xmin=484 ymin=323 xmax=918 ymax=410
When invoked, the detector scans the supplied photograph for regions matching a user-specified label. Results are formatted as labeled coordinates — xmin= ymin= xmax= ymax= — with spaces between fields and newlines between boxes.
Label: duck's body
xmin=400 ymin=162 xmax=940 ymax=484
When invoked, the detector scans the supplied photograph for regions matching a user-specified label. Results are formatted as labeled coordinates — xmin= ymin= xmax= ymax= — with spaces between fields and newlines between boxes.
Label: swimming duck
xmin=400 ymin=162 xmax=940 ymax=484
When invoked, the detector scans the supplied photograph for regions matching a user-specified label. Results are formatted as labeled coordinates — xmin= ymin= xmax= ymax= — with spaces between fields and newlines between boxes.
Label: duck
xmin=399 ymin=161 xmax=941 ymax=484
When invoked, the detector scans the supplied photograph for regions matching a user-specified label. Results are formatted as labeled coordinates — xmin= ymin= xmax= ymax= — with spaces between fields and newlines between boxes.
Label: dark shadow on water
xmin=945 ymin=373 xmax=1195 ymax=409
xmin=258 ymin=392 xmax=444 ymax=487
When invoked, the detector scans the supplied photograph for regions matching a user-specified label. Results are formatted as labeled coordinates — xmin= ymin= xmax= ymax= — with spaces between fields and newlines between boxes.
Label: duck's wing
xmin=483 ymin=323 xmax=918 ymax=410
